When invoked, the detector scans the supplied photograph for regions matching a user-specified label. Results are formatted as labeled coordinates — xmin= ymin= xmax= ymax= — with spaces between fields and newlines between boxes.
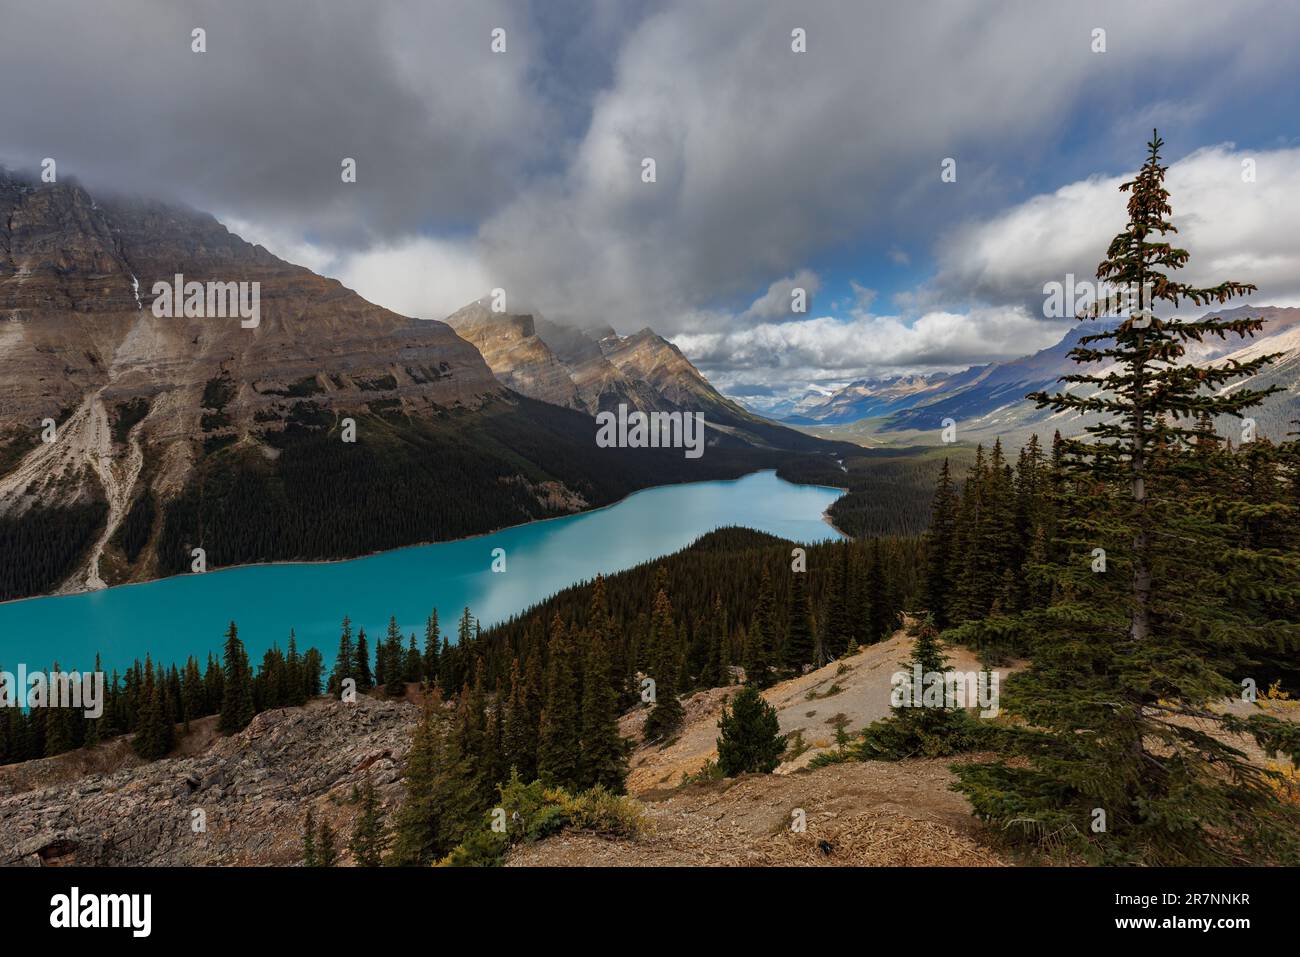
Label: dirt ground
xmin=507 ymin=756 xmax=1011 ymax=867
xmin=512 ymin=629 xmax=1020 ymax=866
xmin=619 ymin=629 xmax=1019 ymax=793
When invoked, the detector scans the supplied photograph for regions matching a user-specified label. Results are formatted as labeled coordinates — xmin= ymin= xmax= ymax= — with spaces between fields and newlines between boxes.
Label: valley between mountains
xmin=0 ymin=172 xmax=850 ymax=602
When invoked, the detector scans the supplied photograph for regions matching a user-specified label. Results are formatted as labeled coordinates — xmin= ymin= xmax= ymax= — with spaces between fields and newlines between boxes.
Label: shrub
xmin=440 ymin=771 xmax=645 ymax=865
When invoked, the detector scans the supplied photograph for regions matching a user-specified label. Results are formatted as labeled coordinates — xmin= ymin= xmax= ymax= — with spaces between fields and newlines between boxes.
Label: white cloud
xmin=221 ymin=215 xmax=491 ymax=321
xmin=332 ymin=237 xmax=493 ymax=322
xmin=933 ymin=144 xmax=1300 ymax=312
xmin=676 ymin=306 xmax=1067 ymax=398
xmin=742 ymin=270 xmax=822 ymax=321
xmin=474 ymin=0 xmax=1288 ymax=335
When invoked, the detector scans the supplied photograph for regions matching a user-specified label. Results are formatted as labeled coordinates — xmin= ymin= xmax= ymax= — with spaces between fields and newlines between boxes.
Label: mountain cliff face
xmin=447 ymin=301 xmax=834 ymax=452
xmin=0 ymin=173 xmax=502 ymax=505
xmin=0 ymin=175 xmax=779 ymax=600
xmin=440 ymin=301 xmax=581 ymax=409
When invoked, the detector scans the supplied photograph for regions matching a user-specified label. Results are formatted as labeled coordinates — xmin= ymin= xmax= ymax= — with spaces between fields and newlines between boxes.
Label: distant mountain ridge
xmin=447 ymin=299 xmax=833 ymax=451
xmin=787 ymin=307 xmax=1300 ymax=446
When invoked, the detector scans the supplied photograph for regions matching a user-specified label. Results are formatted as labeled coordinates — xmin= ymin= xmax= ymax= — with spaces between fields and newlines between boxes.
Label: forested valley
xmin=6 ymin=133 xmax=1300 ymax=869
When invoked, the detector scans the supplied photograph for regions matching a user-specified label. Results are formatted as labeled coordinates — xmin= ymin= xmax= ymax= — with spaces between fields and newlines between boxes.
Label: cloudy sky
xmin=3 ymin=0 xmax=1300 ymax=412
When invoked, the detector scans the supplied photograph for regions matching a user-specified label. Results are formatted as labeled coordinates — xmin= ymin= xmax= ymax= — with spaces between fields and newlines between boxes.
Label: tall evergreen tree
xmin=923 ymin=458 xmax=959 ymax=629
xmin=579 ymin=577 xmax=628 ymax=793
xmin=302 ymin=647 xmax=323 ymax=698
xmin=218 ymin=621 xmax=255 ymax=735
xmin=354 ymin=628 xmax=373 ymax=692
xmin=784 ymin=570 xmax=815 ymax=673
xmin=437 ymin=636 xmax=456 ymax=693
xmin=502 ymin=657 xmax=530 ymax=778
xmin=536 ymin=615 xmax=582 ymax=788
xmin=318 ymin=821 xmax=338 ymax=866
xmin=742 ymin=568 xmax=777 ymax=688
xmin=384 ymin=616 xmax=406 ymax=697
xmin=954 ymin=131 xmax=1300 ymax=864
xmin=285 ymin=632 xmax=308 ymax=707
xmin=825 ymin=545 xmax=855 ymax=657
xmin=642 ymin=585 xmax=684 ymax=741
xmin=387 ymin=696 xmax=444 ymax=866
xmin=348 ymin=778 xmax=388 ymax=867
xmin=133 ymin=656 xmax=173 ymax=759
xmin=327 ymin=616 xmax=354 ymax=697
xmin=405 ymin=634 xmax=422 ymax=684
xmin=865 ymin=539 xmax=895 ymax=643
xmin=423 ymin=610 xmax=441 ymax=685
xmin=855 ymin=615 xmax=985 ymax=760
xmin=204 ymin=652 xmax=223 ymax=712
xmin=694 ymin=594 xmax=722 ymax=688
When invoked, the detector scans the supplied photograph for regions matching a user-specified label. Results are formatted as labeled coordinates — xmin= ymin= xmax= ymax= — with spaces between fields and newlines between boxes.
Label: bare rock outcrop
xmin=0 ymin=697 xmax=415 ymax=866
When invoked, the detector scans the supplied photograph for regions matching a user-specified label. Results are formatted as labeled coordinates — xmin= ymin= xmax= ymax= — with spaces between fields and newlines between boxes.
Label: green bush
xmin=440 ymin=771 xmax=645 ymax=865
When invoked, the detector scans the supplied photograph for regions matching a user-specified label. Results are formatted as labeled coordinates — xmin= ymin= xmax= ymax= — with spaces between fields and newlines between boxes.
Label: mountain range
xmin=446 ymin=299 xmax=829 ymax=451
xmin=786 ymin=306 xmax=1300 ymax=447
xmin=0 ymin=173 xmax=833 ymax=601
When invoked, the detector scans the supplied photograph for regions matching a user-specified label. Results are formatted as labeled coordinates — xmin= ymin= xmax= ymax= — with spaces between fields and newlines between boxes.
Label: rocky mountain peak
xmin=0 ymin=178 xmax=505 ymax=593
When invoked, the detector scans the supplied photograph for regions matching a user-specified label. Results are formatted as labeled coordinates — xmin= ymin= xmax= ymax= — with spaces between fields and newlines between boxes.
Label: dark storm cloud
xmin=0 ymin=0 xmax=559 ymax=241
xmin=4 ymin=0 xmax=1300 ymax=395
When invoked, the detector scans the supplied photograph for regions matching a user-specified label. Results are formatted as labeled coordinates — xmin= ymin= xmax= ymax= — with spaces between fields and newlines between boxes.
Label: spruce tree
xmin=385 ymin=616 xmax=406 ymax=697
xmin=784 ymin=570 xmax=815 ymax=673
xmin=954 ymin=131 xmax=1300 ymax=864
xmin=855 ymin=615 xmax=984 ymax=760
xmin=437 ymin=636 xmax=455 ymax=692
xmin=949 ymin=445 xmax=986 ymax=624
xmin=285 ymin=632 xmax=308 ymax=707
xmin=825 ymin=545 xmax=855 ymax=657
xmin=204 ymin=652 xmax=223 ymax=712
xmin=438 ymin=690 xmax=489 ymax=848
xmin=579 ymin=577 xmax=629 ymax=792
xmin=318 ymin=821 xmax=338 ymax=866
xmin=742 ymin=568 xmax=777 ymax=688
xmin=484 ymin=690 xmax=507 ymax=790
xmin=133 ymin=656 xmax=171 ymax=759
xmin=423 ymin=610 xmax=441 ymax=684
xmin=502 ymin=657 xmax=529 ymax=777
xmin=716 ymin=596 xmax=732 ymax=684
xmin=865 ymin=540 xmax=894 ymax=643
xmin=923 ymin=458 xmax=959 ymax=629
xmin=387 ymin=696 xmax=443 ymax=866
xmin=218 ymin=621 xmax=255 ymax=734
xmin=303 ymin=648 xmax=323 ymax=698
xmin=716 ymin=685 xmax=786 ymax=776
xmin=463 ymin=662 xmax=493 ymax=799
xmin=642 ymin=586 xmax=684 ymax=742
xmin=328 ymin=616 xmax=354 ymax=697
xmin=457 ymin=607 xmax=474 ymax=649
xmin=405 ymin=634 xmax=422 ymax=683
xmin=83 ymin=654 xmax=102 ymax=749
xmin=354 ymin=628 xmax=373 ymax=692
xmin=519 ymin=652 xmax=543 ymax=778
xmin=348 ymin=778 xmax=388 ymax=867
xmin=536 ymin=615 xmax=582 ymax=787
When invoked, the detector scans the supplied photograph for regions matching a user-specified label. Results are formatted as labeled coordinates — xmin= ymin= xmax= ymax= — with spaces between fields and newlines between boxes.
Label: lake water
xmin=0 ymin=470 xmax=844 ymax=674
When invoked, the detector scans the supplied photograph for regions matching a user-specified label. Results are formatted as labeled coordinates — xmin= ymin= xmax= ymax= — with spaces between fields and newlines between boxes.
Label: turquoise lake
xmin=0 ymin=470 xmax=844 ymax=674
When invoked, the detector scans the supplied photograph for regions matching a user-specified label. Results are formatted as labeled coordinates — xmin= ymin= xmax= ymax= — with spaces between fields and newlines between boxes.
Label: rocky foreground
xmin=0 ymin=634 xmax=1023 ymax=867
xmin=0 ymin=697 xmax=413 ymax=866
